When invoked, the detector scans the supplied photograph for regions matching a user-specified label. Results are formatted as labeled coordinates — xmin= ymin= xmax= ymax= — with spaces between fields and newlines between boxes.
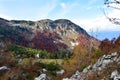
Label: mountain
xmin=1 ymin=17 xmax=120 ymax=80
xmin=0 ymin=17 xmax=99 ymax=53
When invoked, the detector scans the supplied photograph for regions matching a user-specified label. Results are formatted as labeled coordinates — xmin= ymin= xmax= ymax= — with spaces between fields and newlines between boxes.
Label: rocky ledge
xmin=63 ymin=52 xmax=120 ymax=80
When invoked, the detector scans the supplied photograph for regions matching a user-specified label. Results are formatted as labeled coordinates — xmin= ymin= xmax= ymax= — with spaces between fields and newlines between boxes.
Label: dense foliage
xmin=8 ymin=45 xmax=73 ymax=59
xmin=99 ymin=36 xmax=120 ymax=54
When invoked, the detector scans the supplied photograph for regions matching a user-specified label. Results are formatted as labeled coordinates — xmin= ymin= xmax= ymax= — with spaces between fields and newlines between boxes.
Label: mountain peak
xmin=53 ymin=19 xmax=72 ymax=23
xmin=37 ymin=19 xmax=53 ymax=23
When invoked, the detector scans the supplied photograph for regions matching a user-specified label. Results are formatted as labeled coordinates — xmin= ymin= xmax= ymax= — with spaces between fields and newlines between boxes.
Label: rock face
xmin=111 ymin=70 xmax=120 ymax=80
xmin=70 ymin=71 xmax=81 ymax=80
xmin=63 ymin=71 xmax=87 ymax=80
xmin=34 ymin=74 xmax=49 ymax=80
xmin=0 ymin=66 xmax=10 ymax=71
xmin=83 ymin=52 xmax=120 ymax=74
xmin=63 ymin=52 xmax=120 ymax=80
xmin=92 ymin=52 xmax=119 ymax=71
xmin=0 ymin=17 xmax=99 ymax=53
xmin=56 ymin=69 xmax=65 ymax=75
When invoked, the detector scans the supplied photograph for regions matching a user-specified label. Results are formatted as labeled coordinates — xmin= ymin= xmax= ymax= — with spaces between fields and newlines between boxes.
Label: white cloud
xmin=108 ymin=9 xmax=120 ymax=18
xmin=35 ymin=0 xmax=58 ymax=19
xmin=0 ymin=14 xmax=12 ymax=20
xmin=72 ymin=9 xmax=120 ymax=32
xmin=72 ymin=2 xmax=120 ymax=32
xmin=60 ymin=3 xmax=66 ymax=9
xmin=59 ymin=2 xmax=68 ymax=15
xmin=88 ymin=0 xmax=98 ymax=6
xmin=59 ymin=2 xmax=78 ymax=17
xmin=0 ymin=6 xmax=12 ymax=20
xmin=37 ymin=5 xmax=55 ymax=18
xmin=86 ymin=6 xmax=92 ymax=10
xmin=0 ymin=0 xmax=58 ymax=20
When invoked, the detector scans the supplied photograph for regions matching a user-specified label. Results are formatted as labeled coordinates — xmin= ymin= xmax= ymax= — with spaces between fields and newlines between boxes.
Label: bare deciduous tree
xmin=104 ymin=0 xmax=120 ymax=25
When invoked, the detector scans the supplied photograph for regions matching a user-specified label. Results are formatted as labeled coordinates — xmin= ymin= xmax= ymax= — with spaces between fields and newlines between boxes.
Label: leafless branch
xmin=104 ymin=0 xmax=120 ymax=25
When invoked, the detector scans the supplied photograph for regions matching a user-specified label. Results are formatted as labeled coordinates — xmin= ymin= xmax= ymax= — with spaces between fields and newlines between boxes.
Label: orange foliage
xmin=99 ymin=36 xmax=120 ymax=54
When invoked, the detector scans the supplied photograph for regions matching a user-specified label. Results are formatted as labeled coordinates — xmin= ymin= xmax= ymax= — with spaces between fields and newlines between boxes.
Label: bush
xmin=8 ymin=45 xmax=47 ymax=58
xmin=92 ymin=49 xmax=103 ymax=59
xmin=79 ymin=63 xmax=87 ymax=71
xmin=34 ymin=62 xmax=60 ymax=71
xmin=34 ymin=62 xmax=46 ymax=68
xmin=47 ymin=63 xmax=60 ymax=71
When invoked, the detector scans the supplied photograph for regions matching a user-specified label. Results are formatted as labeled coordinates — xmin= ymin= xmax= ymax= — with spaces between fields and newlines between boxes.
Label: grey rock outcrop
xmin=56 ymin=69 xmax=65 ymax=75
xmin=111 ymin=70 xmax=120 ymax=80
xmin=34 ymin=74 xmax=49 ymax=80
xmin=0 ymin=66 xmax=10 ymax=71
xmin=92 ymin=52 xmax=119 ymax=71
xmin=63 ymin=52 xmax=120 ymax=80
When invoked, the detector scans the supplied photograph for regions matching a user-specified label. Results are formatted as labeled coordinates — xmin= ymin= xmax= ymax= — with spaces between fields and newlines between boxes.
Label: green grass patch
xmin=8 ymin=45 xmax=49 ymax=58
xmin=34 ymin=59 xmax=64 ymax=65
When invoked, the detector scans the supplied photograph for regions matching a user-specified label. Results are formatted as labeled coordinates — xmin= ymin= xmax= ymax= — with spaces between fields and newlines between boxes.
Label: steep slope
xmin=0 ymin=17 xmax=99 ymax=53
xmin=63 ymin=52 xmax=120 ymax=80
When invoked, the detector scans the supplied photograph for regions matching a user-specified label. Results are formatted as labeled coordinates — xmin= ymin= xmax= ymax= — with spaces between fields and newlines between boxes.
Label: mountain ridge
xmin=0 ymin=17 xmax=99 ymax=53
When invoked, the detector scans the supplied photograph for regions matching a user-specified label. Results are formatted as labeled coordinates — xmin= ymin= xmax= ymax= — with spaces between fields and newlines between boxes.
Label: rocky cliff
xmin=63 ymin=52 xmax=120 ymax=80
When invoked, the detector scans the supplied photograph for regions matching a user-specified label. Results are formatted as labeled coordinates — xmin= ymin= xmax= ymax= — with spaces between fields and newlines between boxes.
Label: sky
xmin=0 ymin=0 xmax=120 ymax=40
